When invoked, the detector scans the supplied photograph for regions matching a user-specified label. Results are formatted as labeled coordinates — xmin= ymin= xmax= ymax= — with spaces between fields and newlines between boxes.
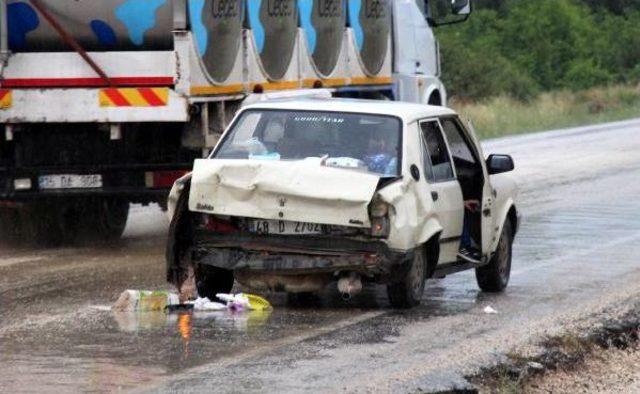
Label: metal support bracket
xmin=28 ymin=0 xmax=113 ymax=86
xmin=0 ymin=0 xmax=10 ymax=76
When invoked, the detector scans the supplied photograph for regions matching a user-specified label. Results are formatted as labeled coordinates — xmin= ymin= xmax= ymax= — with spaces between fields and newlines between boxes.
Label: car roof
xmin=241 ymin=97 xmax=457 ymax=123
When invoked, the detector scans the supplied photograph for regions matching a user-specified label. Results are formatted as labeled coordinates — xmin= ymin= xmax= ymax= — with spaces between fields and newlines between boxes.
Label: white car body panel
xmin=173 ymin=98 xmax=517 ymax=260
xmin=188 ymin=158 xmax=379 ymax=228
xmin=487 ymin=174 xmax=519 ymax=253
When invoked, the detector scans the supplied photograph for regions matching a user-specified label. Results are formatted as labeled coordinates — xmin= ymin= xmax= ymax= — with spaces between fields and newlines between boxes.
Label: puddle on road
xmin=0 ymin=282 xmax=481 ymax=392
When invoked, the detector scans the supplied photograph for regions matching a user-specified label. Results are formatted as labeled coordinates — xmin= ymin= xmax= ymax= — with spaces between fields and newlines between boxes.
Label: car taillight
xmin=369 ymin=198 xmax=390 ymax=238
xmin=369 ymin=199 xmax=389 ymax=218
xmin=370 ymin=216 xmax=390 ymax=238
xmin=145 ymin=170 xmax=189 ymax=189
xmin=203 ymin=215 xmax=238 ymax=233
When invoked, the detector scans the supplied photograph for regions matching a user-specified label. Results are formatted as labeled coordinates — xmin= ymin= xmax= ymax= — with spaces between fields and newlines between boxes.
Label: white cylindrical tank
xmin=189 ymin=0 xmax=244 ymax=83
xmin=348 ymin=0 xmax=391 ymax=76
xmin=246 ymin=0 xmax=299 ymax=81
xmin=298 ymin=0 xmax=346 ymax=78
xmin=6 ymin=0 xmax=174 ymax=51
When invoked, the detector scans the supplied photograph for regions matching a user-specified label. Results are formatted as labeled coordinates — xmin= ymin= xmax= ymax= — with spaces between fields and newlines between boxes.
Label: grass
xmin=450 ymin=84 xmax=640 ymax=139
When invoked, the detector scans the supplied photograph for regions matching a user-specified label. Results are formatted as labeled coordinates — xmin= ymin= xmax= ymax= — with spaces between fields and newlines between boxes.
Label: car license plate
xmin=38 ymin=174 xmax=102 ymax=190
xmin=249 ymin=220 xmax=323 ymax=235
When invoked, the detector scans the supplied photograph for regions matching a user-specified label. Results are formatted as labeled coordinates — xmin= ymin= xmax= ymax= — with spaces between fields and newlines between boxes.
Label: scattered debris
xmin=112 ymin=290 xmax=179 ymax=312
xmin=483 ymin=305 xmax=499 ymax=314
xmin=192 ymin=297 xmax=226 ymax=311
xmin=216 ymin=293 xmax=273 ymax=311
xmin=112 ymin=290 xmax=272 ymax=313
xmin=526 ymin=361 xmax=544 ymax=371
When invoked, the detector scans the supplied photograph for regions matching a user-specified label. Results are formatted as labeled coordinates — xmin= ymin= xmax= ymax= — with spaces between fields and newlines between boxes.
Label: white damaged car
xmin=166 ymin=98 xmax=519 ymax=308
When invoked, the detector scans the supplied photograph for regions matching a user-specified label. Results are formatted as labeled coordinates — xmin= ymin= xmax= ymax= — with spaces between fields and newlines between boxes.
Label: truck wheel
xmin=476 ymin=220 xmax=512 ymax=292
xmin=195 ymin=264 xmax=234 ymax=301
xmin=0 ymin=208 xmax=20 ymax=243
xmin=20 ymin=202 xmax=73 ymax=245
xmin=387 ymin=247 xmax=427 ymax=308
xmin=82 ymin=198 xmax=129 ymax=241
xmin=96 ymin=198 xmax=129 ymax=240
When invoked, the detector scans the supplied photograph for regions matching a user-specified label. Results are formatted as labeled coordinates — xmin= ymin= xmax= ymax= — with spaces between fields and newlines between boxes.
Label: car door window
xmin=420 ymin=120 xmax=454 ymax=182
xmin=440 ymin=118 xmax=478 ymax=165
xmin=418 ymin=123 xmax=435 ymax=181
xmin=440 ymin=117 xmax=484 ymax=201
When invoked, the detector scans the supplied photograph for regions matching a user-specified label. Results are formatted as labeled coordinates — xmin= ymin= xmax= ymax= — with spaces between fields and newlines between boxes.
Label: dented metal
xmin=188 ymin=158 xmax=380 ymax=229
xmin=166 ymin=98 xmax=519 ymax=299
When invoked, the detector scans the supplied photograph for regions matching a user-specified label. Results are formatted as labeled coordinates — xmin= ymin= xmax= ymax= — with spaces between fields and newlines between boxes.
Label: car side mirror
xmin=426 ymin=0 xmax=472 ymax=26
xmin=452 ymin=0 xmax=471 ymax=15
xmin=486 ymin=154 xmax=514 ymax=175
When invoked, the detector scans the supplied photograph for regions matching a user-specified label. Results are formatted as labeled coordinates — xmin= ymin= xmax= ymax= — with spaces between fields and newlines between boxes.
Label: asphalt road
xmin=1 ymin=118 xmax=639 ymax=393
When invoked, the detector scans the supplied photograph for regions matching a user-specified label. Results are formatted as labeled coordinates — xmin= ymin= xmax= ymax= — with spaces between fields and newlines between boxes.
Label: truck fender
xmin=424 ymin=87 xmax=442 ymax=106
xmin=422 ymin=78 xmax=447 ymax=106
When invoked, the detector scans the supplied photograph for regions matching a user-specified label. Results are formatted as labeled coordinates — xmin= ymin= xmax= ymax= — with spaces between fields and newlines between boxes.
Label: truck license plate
xmin=249 ymin=220 xmax=323 ymax=235
xmin=38 ymin=174 xmax=102 ymax=190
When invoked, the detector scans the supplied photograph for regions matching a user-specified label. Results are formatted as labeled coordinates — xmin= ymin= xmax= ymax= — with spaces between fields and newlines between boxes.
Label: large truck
xmin=0 ymin=0 xmax=470 ymax=243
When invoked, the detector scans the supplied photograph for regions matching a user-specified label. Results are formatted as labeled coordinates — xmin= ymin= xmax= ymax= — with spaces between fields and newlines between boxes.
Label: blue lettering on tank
xmin=7 ymin=2 xmax=40 ymax=50
xmin=115 ymin=0 xmax=167 ymax=46
xmin=348 ymin=0 xmax=363 ymax=51
xmin=188 ymin=0 xmax=207 ymax=56
xmin=90 ymin=20 xmax=117 ymax=46
xmin=298 ymin=0 xmax=316 ymax=54
xmin=247 ymin=0 xmax=265 ymax=53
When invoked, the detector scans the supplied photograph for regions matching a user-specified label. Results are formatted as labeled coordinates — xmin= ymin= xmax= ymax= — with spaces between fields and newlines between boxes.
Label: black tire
xmin=10 ymin=198 xmax=128 ymax=245
xmin=387 ymin=247 xmax=427 ymax=308
xmin=77 ymin=197 xmax=129 ymax=242
xmin=0 ymin=208 xmax=20 ymax=244
xmin=195 ymin=264 xmax=234 ymax=301
xmin=20 ymin=201 xmax=72 ymax=245
xmin=476 ymin=220 xmax=513 ymax=292
xmin=91 ymin=198 xmax=129 ymax=240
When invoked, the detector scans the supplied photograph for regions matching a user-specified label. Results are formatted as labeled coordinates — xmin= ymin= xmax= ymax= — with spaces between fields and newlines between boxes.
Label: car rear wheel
xmin=476 ymin=220 xmax=512 ymax=292
xmin=387 ymin=247 xmax=426 ymax=308
xmin=195 ymin=264 xmax=234 ymax=301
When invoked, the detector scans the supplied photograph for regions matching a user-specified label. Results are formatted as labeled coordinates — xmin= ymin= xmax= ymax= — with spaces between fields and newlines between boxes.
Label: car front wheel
xmin=387 ymin=247 xmax=426 ymax=308
xmin=476 ymin=220 xmax=512 ymax=292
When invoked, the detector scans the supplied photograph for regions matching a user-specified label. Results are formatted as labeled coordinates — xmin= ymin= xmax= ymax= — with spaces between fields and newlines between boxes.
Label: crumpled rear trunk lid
xmin=189 ymin=159 xmax=381 ymax=227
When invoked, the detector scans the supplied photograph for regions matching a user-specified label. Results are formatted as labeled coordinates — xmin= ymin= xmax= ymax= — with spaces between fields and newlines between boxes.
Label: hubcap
xmin=497 ymin=232 xmax=510 ymax=280
xmin=411 ymin=252 xmax=425 ymax=295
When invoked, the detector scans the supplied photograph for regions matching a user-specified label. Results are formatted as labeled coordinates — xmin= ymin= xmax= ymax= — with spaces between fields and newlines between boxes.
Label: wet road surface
xmin=1 ymin=119 xmax=640 ymax=392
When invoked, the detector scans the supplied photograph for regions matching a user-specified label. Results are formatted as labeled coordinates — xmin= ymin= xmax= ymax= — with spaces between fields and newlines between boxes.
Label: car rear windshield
xmin=213 ymin=109 xmax=402 ymax=176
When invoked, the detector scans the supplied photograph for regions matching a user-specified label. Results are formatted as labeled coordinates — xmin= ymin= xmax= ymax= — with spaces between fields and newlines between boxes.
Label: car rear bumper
xmin=192 ymin=231 xmax=408 ymax=275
